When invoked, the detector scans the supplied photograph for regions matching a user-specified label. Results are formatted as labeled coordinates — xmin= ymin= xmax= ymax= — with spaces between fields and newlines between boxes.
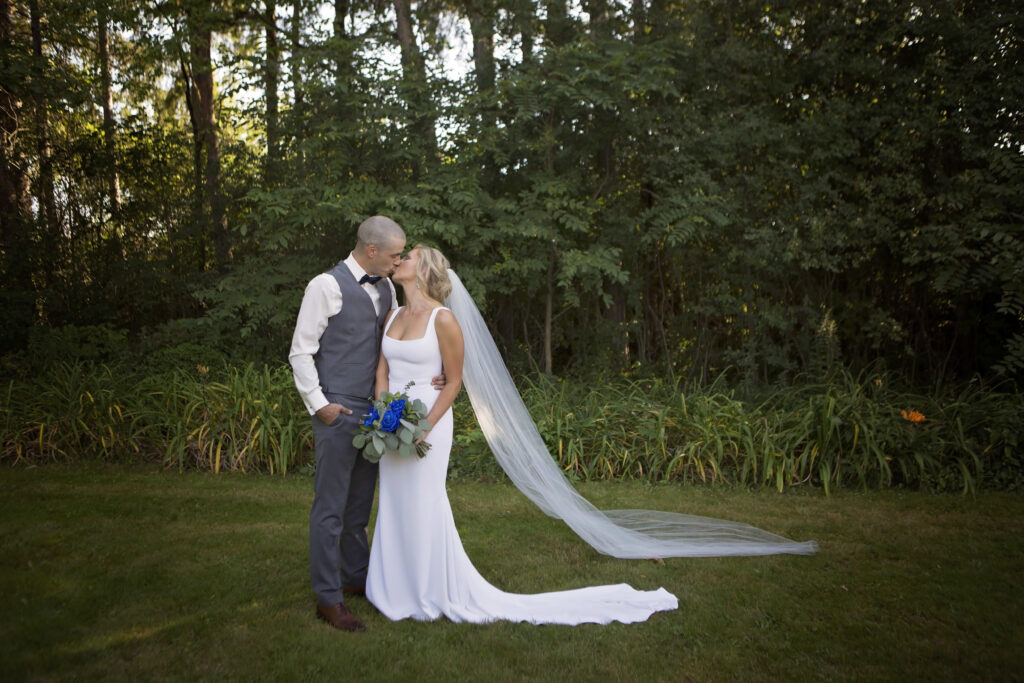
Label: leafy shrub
xmin=3 ymin=363 xmax=1021 ymax=491
xmin=514 ymin=372 xmax=1024 ymax=494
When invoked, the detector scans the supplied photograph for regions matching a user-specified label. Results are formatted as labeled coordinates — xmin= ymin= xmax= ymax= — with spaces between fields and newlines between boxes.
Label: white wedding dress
xmin=365 ymin=306 xmax=678 ymax=625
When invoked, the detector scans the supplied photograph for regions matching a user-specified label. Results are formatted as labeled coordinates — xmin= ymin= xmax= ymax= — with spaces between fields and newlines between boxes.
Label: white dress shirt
xmin=289 ymin=253 xmax=398 ymax=415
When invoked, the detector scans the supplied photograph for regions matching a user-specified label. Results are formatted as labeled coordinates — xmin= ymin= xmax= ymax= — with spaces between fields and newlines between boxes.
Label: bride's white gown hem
xmin=365 ymin=306 xmax=678 ymax=625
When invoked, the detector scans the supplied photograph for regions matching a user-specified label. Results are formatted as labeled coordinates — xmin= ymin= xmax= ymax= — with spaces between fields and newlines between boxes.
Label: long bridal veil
xmin=445 ymin=270 xmax=817 ymax=558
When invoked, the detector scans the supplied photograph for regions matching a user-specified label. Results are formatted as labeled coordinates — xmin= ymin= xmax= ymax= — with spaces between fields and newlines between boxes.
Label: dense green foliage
xmin=3 ymin=361 xmax=1021 ymax=491
xmin=1 ymin=1 xmax=1022 ymax=384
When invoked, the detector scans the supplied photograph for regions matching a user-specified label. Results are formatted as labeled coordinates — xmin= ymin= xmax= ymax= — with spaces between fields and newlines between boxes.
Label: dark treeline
xmin=1 ymin=0 xmax=1021 ymax=385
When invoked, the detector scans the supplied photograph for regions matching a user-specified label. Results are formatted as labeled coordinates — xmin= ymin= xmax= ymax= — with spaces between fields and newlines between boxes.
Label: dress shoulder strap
xmin=427 ymin=306 xmax=449 ymax=334
xmin=384 ymin=306 xmax=403 ymax=335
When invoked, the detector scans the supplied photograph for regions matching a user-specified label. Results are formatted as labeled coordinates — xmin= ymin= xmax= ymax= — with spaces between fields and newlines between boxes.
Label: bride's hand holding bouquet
xmin=352 ymin=381 xmax=432 ymax=463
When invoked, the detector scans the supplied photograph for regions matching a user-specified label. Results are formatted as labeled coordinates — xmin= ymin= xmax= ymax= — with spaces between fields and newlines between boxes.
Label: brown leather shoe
xmin=316 ymin=603 xmax=366 ymax=632
xmin=342 ymin=585 xmax=366 ymax=597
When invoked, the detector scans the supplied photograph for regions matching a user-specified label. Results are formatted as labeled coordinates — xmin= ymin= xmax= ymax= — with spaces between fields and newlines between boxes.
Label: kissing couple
xmin=288 ymin=215 xmax=816 ymax=631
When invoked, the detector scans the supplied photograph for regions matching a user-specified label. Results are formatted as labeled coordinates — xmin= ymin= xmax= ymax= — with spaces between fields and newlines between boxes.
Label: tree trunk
xmin=587 ymin=0 xmax=615 ymax=198
xmin=631 ymin=0 xmax=644 ymax=40
xmin=333 ymin=0 xmax=349 ymax=102
xmin=465 ymin=0 xmax=494 ymax=95
xmin=516 ymin=0 xmax=533 ymax=62
xmin=586 ymin=0 xmax=609 ymax=36
xmin=646 ymin=0 xmax=666 ymax=38
xmin=393 ymin=0 xmax=436 ymax=170
xmin=179 ymin=56 xmax=205 ymax=269
xmin=544 ymin=0 xmax=572 ymax=47
xmin=29 ymin=0 xmax=57 ymax=250
xmin=290 ymin=0 xmax=304 ymax=172
xmin=0 ymin=0 xmax=28 ymax=235
xmin=465 ymin=0 xmax=496 ymax=183
xmin=264 ymin=0 xmax=280 ymax=179
xmin=97 ymin=4 xmax=121 ymax=213
xmin=544 ymin=244 xmax=555 ymax=374
xmin=188 ymin=3 xmax=230 ymax=269
xmin=0 ymin=0 xmax=33 ymax=349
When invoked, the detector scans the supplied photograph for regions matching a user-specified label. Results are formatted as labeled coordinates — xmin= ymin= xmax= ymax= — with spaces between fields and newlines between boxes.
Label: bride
xmin=366 ymin=245 xmax=816 ymax=625
xmin=365 ymin=245 xmax=678 ymax=624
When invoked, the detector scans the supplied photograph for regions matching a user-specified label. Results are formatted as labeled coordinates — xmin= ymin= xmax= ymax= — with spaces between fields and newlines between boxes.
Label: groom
xmin=289 ymin=215 xmax=407 ymax=632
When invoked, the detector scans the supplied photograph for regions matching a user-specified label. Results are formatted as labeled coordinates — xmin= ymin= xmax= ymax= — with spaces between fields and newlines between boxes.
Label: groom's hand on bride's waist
xmin=431 ymin=372 xmax=446 ymax=391
xmin=316 ymin=403 xmax=352 ymax=425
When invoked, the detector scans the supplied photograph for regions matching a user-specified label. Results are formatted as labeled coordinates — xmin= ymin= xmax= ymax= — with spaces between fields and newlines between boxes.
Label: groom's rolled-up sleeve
xmin=289 ymin=274 xmax=342 ymax=416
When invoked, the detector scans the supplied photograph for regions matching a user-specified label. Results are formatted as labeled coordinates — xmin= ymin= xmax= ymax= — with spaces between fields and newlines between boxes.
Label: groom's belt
xmin=323 ymin=391 xmax=373 ymax=406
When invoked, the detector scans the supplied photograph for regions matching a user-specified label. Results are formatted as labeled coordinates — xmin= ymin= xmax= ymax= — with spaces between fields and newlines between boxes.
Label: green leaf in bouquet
xmin=399 ymin=429 xmax=413 ymax=444
xmin=398 ymin=442 xmax=414 ymax=458
xmin=352 ymin=433 xmax=367 ymax=449
xmin=418 ymin=419 xmax=432 ymax=430
xmin=411 ymin=399 xmax=428 ymax=414
xmin=385 ymin=434 xmax=399 ymax=450
xmin=399 ymin=418 xmax=416 ymax=431
xmin=372 ymin=434 xmax=384 ymax=453
xmin=362 ymin=448 xmax=382 ymax=464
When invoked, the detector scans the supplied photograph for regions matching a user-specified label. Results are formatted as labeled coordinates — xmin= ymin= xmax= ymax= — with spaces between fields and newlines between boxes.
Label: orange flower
xmin=196 ymin=364 xmax=209 ymax=375
xmin=901 ymin=409 xmax=926 ymax=423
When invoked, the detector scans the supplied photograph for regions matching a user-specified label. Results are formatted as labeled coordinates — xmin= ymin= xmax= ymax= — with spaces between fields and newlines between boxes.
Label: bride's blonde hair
xmin=413 ymin=245 xmax=452 ymax=302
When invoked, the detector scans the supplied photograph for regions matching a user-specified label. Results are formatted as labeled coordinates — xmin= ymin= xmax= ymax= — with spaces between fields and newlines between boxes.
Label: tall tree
xmin=586 ymin=0 xmax=615 ymax=199
xmin=178 ymin=46 xmax=206 ymax=270
xmin=0 ymin=0 xmax=33 ymax=350
xmin=290 ymin=0 xmax=304 ymax=172
xmin=630 ymin=0 xmax=644 ymax=40
xmin=186 ymin=1 xmax=230 ymax=269
xmin=332 ymin=0 xmax=351 ymax=107
xmin=464 ymin=0 xmax=496 ymax=183
xmin=97 ymin=1 xmax=121 ymax=213
xmin=264 ymin=0 xmax=280 ymax=177
xmin=28 ymin=0 xmax=57 ymax=257
xmin=516 ymin=0 xmax=533 ymax=62
xmin=544 ymin=0 xmax=573 ymax=47
xmin=393 ymin=0 xmax=437 ymax=172
xmin=0 ymin=0 xmax=27 ymax=238
xmin=465 ymin=0 xmax=495 ymax=94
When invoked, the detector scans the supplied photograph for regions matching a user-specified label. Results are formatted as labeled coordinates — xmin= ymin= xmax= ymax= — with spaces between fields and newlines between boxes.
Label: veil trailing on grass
xmin=445 ymin=270 xmax=818 ymax=559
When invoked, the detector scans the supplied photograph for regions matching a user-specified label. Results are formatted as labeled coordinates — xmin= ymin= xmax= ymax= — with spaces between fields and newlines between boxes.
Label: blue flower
xmin=388 ymin=398 xmax=407 ymax=416
xmin=363 ymin=407 xmax=380 ymax=427
xmin=380 ymin=410 xmax=400 ymax=432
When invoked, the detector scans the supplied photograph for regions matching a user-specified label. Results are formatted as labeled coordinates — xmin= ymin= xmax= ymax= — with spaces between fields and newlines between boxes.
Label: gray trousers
xmin=309 ymin=400 xmax=379 ymax=607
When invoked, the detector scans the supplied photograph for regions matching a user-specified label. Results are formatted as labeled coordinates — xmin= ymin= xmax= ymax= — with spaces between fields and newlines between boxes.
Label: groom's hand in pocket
xmin=316 ymin=403 xmax=352 ymax=425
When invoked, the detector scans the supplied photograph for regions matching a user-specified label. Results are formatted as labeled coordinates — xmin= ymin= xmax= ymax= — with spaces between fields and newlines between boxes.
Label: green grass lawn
xmin=1 ymin=465 xmax=1022 ymax=682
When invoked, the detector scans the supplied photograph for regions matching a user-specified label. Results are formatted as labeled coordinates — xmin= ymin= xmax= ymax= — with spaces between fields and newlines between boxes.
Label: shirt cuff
xmin=306 ymin=391 xmax=329 ymax=416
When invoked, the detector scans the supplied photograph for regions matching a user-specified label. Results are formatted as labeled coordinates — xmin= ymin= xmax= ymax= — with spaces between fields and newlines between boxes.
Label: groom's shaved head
xmin=356 ymin=215 xmax=406 ymax=250
xmin=354 ymin=215 xmax=407 ymax=278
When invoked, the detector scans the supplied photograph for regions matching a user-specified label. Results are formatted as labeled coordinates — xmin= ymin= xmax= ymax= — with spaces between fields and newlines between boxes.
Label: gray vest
xmin=314 ymin=261 xmax=393 ymax=403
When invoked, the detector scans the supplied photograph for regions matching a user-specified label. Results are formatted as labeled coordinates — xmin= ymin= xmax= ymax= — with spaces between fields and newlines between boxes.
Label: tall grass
xmin=0 ymin=363 xmax=154 ymax=462
xmin=1 ymin=362 xmax=312 ymax=474
xmin=156 ymin=364 xmax=312 ymax=474
xmin=511 ymin=371 xmax=1023 ymax=493
xmin=2 ymin=362 xmax=1021 ymax=491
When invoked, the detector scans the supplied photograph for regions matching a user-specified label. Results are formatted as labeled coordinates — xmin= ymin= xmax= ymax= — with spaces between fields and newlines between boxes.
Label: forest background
xmin=1 ymin=0 xmax=1022 ymax=491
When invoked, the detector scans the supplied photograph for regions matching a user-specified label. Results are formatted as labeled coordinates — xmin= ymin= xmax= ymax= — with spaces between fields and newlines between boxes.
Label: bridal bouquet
xmin=353 ymin=382 xmax=432 ymax=463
